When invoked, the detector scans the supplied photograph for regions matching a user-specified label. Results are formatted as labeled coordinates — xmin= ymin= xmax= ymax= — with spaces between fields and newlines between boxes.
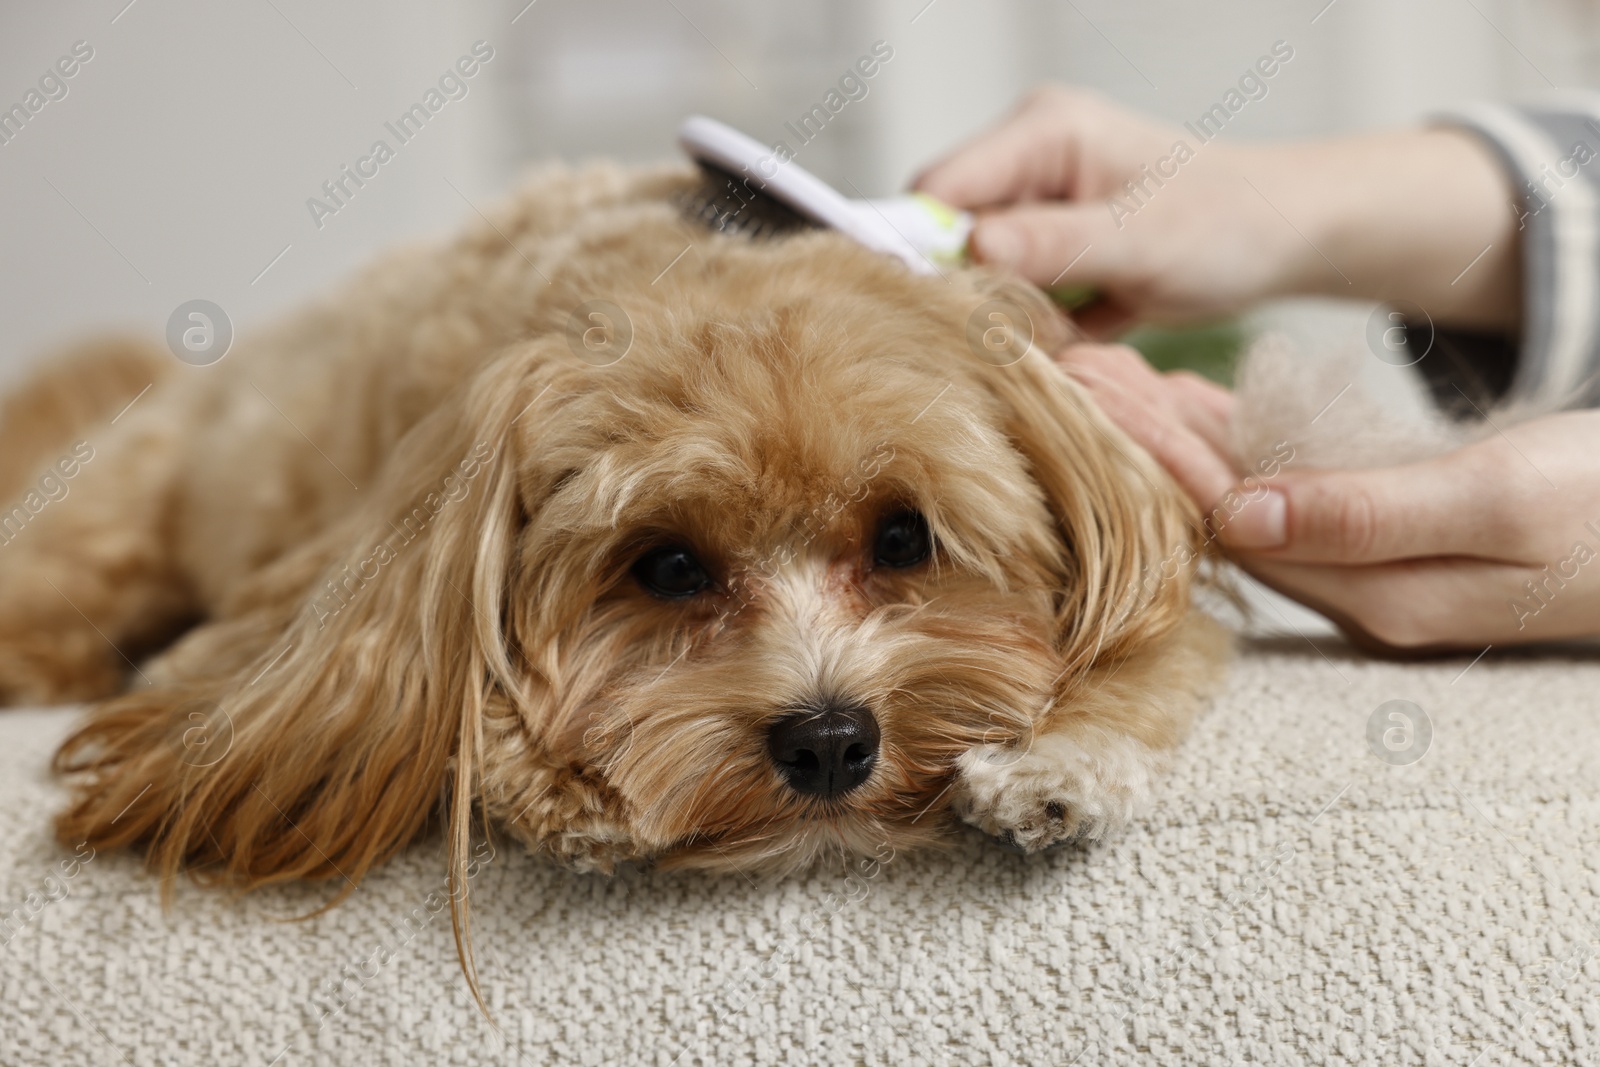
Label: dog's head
xmin=56 ymin=198 xmax=1203 ymax=914
xmin=469 ymin=225 xmax=1202 ymax=872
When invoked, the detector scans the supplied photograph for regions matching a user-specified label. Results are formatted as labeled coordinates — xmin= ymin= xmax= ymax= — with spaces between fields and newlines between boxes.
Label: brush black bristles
xmin=679 ymin=160 xmax=819 ymax=239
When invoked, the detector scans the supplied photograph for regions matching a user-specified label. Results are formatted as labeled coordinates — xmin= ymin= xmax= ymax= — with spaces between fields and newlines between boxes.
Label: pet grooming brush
xmin=677 ymin=115 xmax=1096 ymax=308
xmin=678 ymin=115 xmax=970 ymax=275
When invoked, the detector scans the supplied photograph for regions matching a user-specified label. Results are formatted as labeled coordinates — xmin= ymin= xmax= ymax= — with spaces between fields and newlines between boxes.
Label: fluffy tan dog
xmin=0 ymin=166 xmax=1225 ymax=928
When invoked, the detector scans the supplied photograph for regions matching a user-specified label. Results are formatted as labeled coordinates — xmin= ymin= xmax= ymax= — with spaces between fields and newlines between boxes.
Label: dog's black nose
xmin=767 ymin=703 xmax=880 ymax=799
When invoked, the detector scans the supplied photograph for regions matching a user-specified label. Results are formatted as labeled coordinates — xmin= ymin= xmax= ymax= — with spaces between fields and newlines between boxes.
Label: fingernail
xmin=1217 ymin=488 xmax=1286 ymax=549
xmin=972 ymin=222 xmax=1023 ymax=267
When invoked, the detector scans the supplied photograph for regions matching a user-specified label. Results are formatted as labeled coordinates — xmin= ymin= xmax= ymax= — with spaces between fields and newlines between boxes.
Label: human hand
xmin=1060 ymin=343 xmax=1600 ymax=652
xmin=915 ymin=86 xmax=1522 ymax=337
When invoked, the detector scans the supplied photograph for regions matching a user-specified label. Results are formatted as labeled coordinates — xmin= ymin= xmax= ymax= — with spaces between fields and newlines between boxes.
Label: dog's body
xmin=0 ymin=165 xmax=1225 ymax=902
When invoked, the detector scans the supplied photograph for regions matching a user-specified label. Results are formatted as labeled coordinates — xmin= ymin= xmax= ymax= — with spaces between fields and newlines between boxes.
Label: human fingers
xmin=1215 ymin=448 xmax=1522 ymax=561
xmin=965 ymin=202 xmax=1120 ymax=290
xmin=1241 ymin=554 xmax=1595 ymax=651
xmin=1058 ymin=345 xmax=1233 ymax=465
xmin=1062 ymin=345 xmax=1239 ymax=510
xmin=1166 ymin=370 xmax=1234 ymax=429
xmin=1152 ymin=370 xmax=1233 ymax=461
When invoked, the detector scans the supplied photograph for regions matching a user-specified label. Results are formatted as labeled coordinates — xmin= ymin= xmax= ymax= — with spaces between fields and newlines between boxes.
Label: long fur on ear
xmin=963 ymin=278 xmax=1205 ymax=674
xmin=52 ymin=347 xmax=540 ymax=997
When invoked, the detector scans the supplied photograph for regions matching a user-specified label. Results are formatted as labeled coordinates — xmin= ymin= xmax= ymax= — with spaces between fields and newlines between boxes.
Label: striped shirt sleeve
xmin=1435 ymin=100 xmax=1600 ymax=410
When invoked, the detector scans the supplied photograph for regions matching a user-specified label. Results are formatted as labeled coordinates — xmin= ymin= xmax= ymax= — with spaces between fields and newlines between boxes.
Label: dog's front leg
xmin=950 ymin=612 xmax=1228 ymax=853
xmin=953 ymin=720 xmax=1175 ymax=853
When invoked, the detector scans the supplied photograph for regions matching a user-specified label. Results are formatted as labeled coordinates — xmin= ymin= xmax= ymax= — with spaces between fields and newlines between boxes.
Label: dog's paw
xmin=484 ymin=754 xmax=643 ymax=874
xmin=539 ymin=824 xmax=642 ymax=874
xmin=951 ymin=730 xmax=1163 ymax=854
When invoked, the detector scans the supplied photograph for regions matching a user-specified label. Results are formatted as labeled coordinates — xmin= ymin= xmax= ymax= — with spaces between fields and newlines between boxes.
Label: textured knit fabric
xmin=1439 ymin=98 xmax=1600 ymax=410
xmin=3 ymin=629 xmax=1599 ymax=1066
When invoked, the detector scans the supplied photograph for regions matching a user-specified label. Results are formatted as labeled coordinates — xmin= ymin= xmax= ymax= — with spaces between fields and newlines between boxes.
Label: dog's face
xmin=473 ymin=231 xmax=1201 ymax=872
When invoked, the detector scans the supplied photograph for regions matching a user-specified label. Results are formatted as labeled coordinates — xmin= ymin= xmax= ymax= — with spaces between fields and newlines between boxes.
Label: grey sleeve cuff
xmin=1434 ymin=99 xmax=1600 ymax=409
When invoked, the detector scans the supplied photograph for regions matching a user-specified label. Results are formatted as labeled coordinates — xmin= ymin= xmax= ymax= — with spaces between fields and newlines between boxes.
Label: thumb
xmin=1215 ymin=456 xmax=1489 ymax=563
xmin=968 ymin=203 xmax=1119 ymax=290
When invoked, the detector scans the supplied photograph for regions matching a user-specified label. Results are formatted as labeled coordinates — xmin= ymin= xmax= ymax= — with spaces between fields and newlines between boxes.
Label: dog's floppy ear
xmin=53 ymin=347 xmax=541 ymax=977
xmin=964 ymin=279 xmax=1203 ymax=670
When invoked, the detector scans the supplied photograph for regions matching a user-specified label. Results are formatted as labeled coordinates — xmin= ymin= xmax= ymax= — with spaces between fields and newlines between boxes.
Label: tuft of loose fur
xmin=1230 ymin=330 xmax=1486 ymax=471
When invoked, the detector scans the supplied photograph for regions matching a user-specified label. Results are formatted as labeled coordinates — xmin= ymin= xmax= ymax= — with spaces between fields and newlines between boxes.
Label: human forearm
xmin=1246 ymin=128 xmax=1522 ymax=331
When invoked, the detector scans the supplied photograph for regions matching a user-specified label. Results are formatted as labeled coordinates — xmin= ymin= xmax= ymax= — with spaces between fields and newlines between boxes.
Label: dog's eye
xmin=632 ymin=546 xmax=710 ymax=598
xmin=873 ymin=510 xmax=931 ymax=569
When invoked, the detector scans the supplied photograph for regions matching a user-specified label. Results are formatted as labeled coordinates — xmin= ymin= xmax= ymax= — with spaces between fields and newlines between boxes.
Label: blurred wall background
xmin=0 ymin=0 xmax=1592 ymax=384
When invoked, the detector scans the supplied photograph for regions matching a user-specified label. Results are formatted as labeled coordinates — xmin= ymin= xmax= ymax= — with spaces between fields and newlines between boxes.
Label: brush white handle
xmin=856 ymin=196 xmax=973 ymax=269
